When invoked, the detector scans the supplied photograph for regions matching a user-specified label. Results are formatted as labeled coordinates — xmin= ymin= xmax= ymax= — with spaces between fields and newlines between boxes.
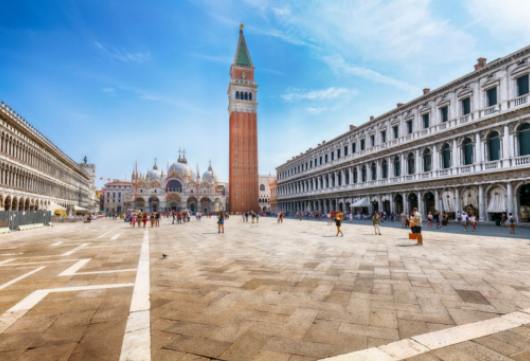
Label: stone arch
xmin=515 ymin=181 xmax=530 ymax=223
xmin=199 ymin=197 xmax=212 ymax=213
xmin=461 ymin=187 xmax=478 ymax=215
xmin=423 ymin=192 xmax=436 ymax=214
xmin=486 ymin=184 xmax=507 ymax=215
xmin=407 ymin=193 xmax=418 ymax=213
xmin=187 ymin=197 xmax=198 ymax=213
xmin=165 ymin=193 xmax=181 ymax=211
xmin=213 ymin=198 xmax=223 ymax=212
xmin=11 ymin=197 xmax=18 ymax=211
xmin=24 ymin=198 xmax=30 ymax=211
xmin=394 ymin=194 xmax=404 ymax=215
xmin=134 ymin=197 xmax=146 ymax=211
xmin=4 ymin=195 xmax=11 ymax=211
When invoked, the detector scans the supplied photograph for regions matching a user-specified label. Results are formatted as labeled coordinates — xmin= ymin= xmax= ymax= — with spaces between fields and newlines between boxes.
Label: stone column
xmin=452 ymin=139 xmax=459 ymax=169
xmin=402 ymin=192 xmax=409 ymax=214
xmin=349 ymin=167 xmax=353 ymax=185
xmin=417 ymin=191 xmax=424 ymax=216
xmin=455 ymin=188 xmax=461 ymax=213
xmin=415 ymin=149 xmax=421 ymax=174
xmin=388 ymin=157 xmax=394 ymax=178
xmin=502 ymin=125 xmax=512 ymax=167
xmin=432 ymin=144 xmax=438 ymax=171
xmin=389 ymin=194 xmax=395 ymax=215
xmin=506 ymin=182 xmax=513 ymax=216
xmin=434 ymin=189 xmax=442 ymax=212
xmin=478 ymin=184 xmax=486 ymax=222
xmin=475 ymin=133 xmax=482 ymax=165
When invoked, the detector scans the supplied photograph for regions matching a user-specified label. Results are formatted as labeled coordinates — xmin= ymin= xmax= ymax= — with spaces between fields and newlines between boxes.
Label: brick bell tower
xmin=228 ymin=24 xmax=259 ymax=213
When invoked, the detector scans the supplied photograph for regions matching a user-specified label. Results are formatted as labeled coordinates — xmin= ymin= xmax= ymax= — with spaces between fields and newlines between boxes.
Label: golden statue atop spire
xmin=240 ymin=23 xmax=244 ymax=31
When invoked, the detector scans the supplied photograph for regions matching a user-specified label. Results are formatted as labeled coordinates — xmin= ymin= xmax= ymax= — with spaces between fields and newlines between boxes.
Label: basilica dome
xmin=146 ymin=160 xmax=163 ymax=181
xmin=168 ymin=161 xmax=193 ymax=179
xmin=201 ymin=162 xmax=216 ymax=183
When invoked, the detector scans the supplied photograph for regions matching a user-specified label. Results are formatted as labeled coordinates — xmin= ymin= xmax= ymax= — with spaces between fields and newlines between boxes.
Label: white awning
xmin=351 ymin=198 xmax=370 ymax=208
xmin=74 ymin=205 xmax=88 ymax=212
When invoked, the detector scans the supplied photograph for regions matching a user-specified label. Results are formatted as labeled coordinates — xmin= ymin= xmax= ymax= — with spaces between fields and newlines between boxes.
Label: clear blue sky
xmin=1 ymin=0 xmax=529 ymax=186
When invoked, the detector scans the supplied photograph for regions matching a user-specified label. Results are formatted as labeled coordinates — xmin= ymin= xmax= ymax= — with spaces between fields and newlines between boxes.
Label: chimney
xmin=369 ymin=115 xmax=375 ymax=121
xmin=474 ymin=57 xmax=487 ymax=71
xmin=397 ymin=102 xmax=404 ymax=108
xmin=423 ymin=88 xmax=430 ymax=95
xmin=349 ymin=124 xmax=357 ymax=131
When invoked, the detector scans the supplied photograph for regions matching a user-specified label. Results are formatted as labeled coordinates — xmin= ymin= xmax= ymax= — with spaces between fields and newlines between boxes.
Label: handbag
xmin=409 ymin=232 xmax=417 ymax=240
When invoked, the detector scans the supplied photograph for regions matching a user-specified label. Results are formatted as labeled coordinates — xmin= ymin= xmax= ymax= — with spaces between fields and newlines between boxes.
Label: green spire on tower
xmin=234 ymin=23 xmax=253 ymax=67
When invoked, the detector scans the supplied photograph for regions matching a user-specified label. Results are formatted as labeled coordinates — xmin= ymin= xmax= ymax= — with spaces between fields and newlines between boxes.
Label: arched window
xmin=259 ymin=184 xmax=265 ymax=191
xmin=382 ymin=160 xmax=388 ymax=178
xmin=166 ymin=179 xmax=182 ymax=193
xmin=441 ymin=143 xmax=451 ymax=168
xmin=235 ymin=91 xmax=240 ymax=99
xmin=371 ymin=162 xmax=377 ymax=180
xmin=407 ymin=153 xmax=415 ymax=175
xmin=487 ymin=131 xmax=501 ymax=161
xmin=462 ymin=137 xmax=474 ymax=165
xmin=244 ymin=92 xmax=248 ymax=100
xmin=423 ymin=148 xmax=432 ymax=172
xmin=361 ymin=165 xmax=367 ymax=182
xmin=518 ymin=123 xmax=530 ymax=156
xmin=393 ymin=156 xmax=401 ymax=177
xmin=249 ymin=92 xmax=253 ymax=101
xmin=353 ymin=168 xmax=358 ymax=183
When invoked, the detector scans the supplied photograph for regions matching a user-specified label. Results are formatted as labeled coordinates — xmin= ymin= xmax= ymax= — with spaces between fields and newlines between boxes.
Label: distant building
xmin=276 ymin=47 xmax=530 ymax=223
xmin=269 ymin=178 xmax=278 ymax=212
xmin=258 ymin=175 xmax=275 ymax=211
xmin=102 ymin=180 xmax=132 ymax=215
xmin=79 ymin=157 xmax=98 ymax=212
xmin=228 ymin=24 xmax=259 ymax=212
xmin=0 ymin=102 xmax=94 ymax=213
xmin=129 ymin=151 xmax=227 ymax=213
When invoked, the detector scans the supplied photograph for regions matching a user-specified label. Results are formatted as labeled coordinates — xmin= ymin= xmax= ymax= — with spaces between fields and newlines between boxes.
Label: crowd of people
xmin=119 ymin=206 xmax=518 ymax=239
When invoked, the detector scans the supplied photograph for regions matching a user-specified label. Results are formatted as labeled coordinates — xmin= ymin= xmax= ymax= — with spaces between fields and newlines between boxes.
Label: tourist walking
xmin=150 ymin=213 xmax=155 ymax=227
xmin=461 ymin=212 xmax=469 ymax=231
xmin=427 ymin=212 xmax=433 ymax=228
xmin=217 ymin=211 xmax=225 ymax=234
xmin=155 ymin=212 xmax=160 ymax=227
xmin=409 ymin=207 xmax=423 ymax=246
xmin=372 ymin=212 xmax=382 ymax=235
xmin=469 ymin=214 xmax=477 ymax=231
xmin=142 ymin=212 xmax=148 ymax=228
xmin=131 ymin=213 xmax=137 ymax=227
xmin=335 ymin=211 xmax=344 ymax=237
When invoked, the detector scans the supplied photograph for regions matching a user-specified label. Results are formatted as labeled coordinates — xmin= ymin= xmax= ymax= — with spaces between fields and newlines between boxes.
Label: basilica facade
xmin=128 ymin=151 xmax=227 ymax=213
xmin=276 ymin=45 xmax=530 ymax=224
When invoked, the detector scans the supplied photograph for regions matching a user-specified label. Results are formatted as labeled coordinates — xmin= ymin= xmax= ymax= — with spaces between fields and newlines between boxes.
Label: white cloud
xmin=282 ymin=87 xmax=355 ymax=102
xmin=94 ymin=41 xmax=151 ymax=63
xmin=322 ymin=55 xmax=416 ymax=92
xmin=467 ymin=0 xmax=530 ymax=35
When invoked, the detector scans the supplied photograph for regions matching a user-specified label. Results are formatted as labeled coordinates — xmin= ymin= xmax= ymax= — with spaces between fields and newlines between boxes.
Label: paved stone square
xmin=0 ymin=218 xmax=530 ymax=360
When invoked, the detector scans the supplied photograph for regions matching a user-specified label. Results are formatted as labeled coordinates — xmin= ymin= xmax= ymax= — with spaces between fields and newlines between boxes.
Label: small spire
xmin=153 ymin=157 xmax=158 ymax=170
xmin=233 ymin=23 xmax=253 ymax=67
xmin=208 ymin=160 xmax=213 ymax=171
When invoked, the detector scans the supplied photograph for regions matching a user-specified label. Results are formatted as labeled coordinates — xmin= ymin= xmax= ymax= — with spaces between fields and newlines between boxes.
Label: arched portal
xmin=187 ymin=197 xmax=197 ymax=213
xmin=394 ymin=194 xmax=403 ymax=215
xmin=149 ymin=196 xmax=159 ymax=212
xmin=165 ymin=193 xmax=181 ymax=211
xmin=11 ymin=197 xmax=18 ymax=212
xmin=407 ymin=193 xmax=418 ymax=213
xmin=518 ymin=183 xmax=530 ymax=223
xmin=424 ymin=192 xmax=435 ymax=214
xmin=24 ymin=198 xmax=30 ymax=211
xmin=200 ymin=197 xmax=212 ymax=213
xmin=134 ymin=197 xmax=145 ymax=211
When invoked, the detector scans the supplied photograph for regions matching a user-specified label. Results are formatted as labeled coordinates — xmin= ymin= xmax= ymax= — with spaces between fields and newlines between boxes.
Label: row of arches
xmin=132 ymin=195 xmax=224 ymax=213
xmin=0 ymin=129 xmax=88 ymax=191
xmin=0 ymin=162 xmax=81 ymax=201
xmin=0 ymin=194 xmax=52 ymax=211
xmin=279 ymin=122 xmax=530 ymax=195
xmin=280 ymin=182 xmax=530 ymax=223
